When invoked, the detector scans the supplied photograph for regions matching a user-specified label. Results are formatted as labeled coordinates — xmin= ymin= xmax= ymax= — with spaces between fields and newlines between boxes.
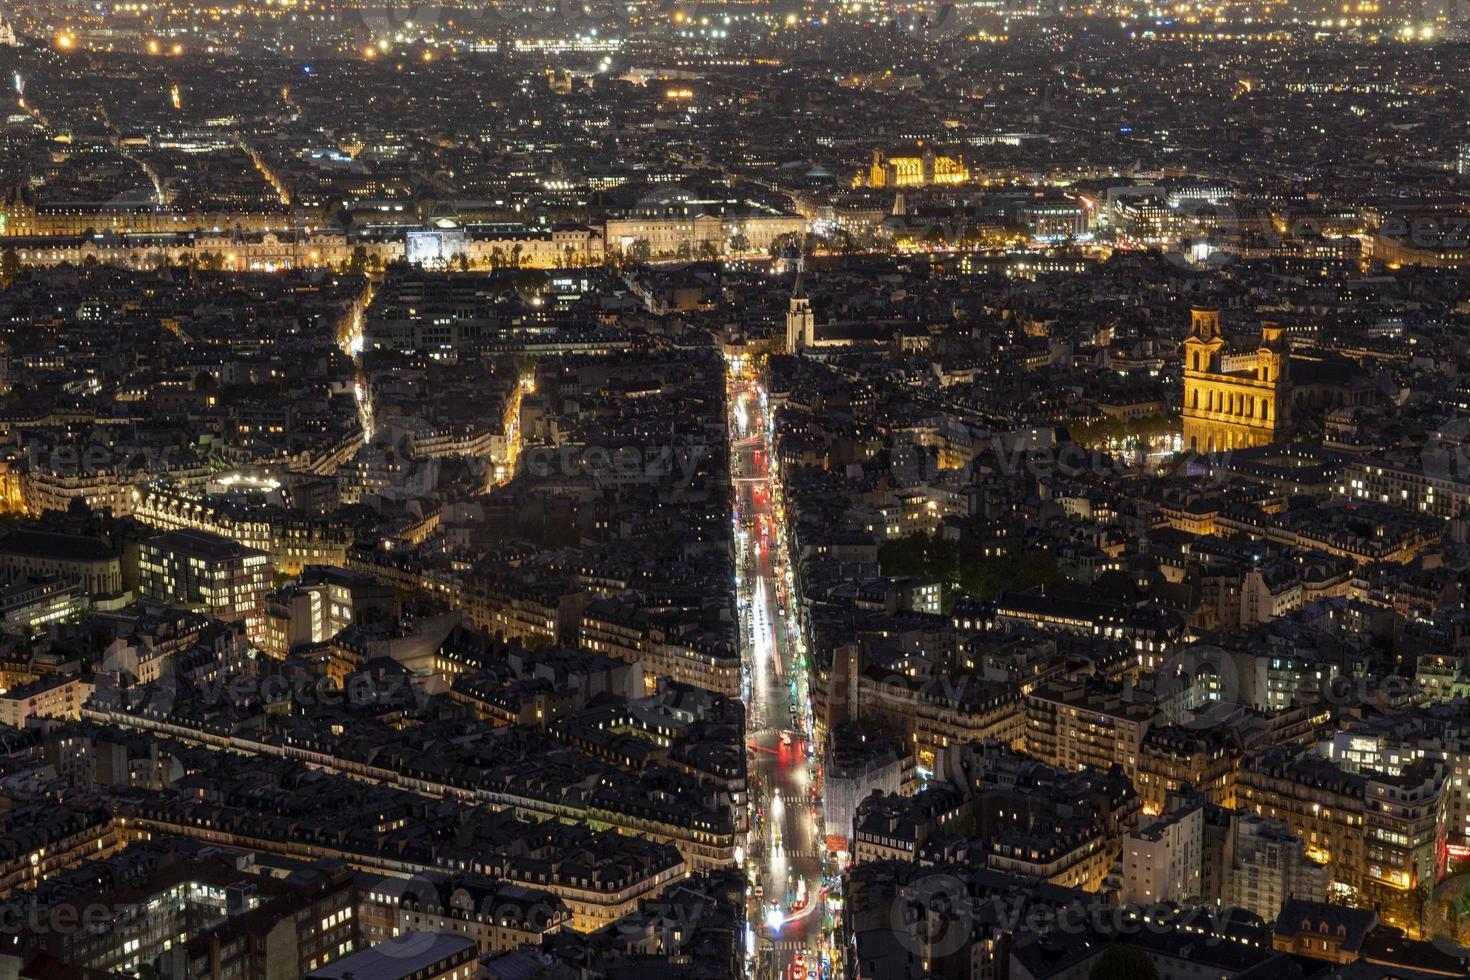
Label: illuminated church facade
xmin=868 ymin=146 xmax=968 ymax=188
xmin=1181 ymin=307 xmax=1291 ymax=453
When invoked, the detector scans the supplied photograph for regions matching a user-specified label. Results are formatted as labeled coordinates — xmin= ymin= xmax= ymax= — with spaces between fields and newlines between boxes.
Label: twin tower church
xmin=783 ymin=267 xmax=1360 ymax=453
xmin=1181 ymin=307 xmax=1291 ymax=453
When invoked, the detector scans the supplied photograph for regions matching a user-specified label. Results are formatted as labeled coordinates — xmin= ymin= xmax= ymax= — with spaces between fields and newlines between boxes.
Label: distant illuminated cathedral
xmin=1181 ymin=307 xmax=1290 ymax=453
xmin=868 ymin=146 xmax=968 ymax=188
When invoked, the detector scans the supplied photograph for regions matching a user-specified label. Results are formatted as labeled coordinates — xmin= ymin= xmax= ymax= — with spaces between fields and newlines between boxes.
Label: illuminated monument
xmin=1181 ymin=307 xmax=1290 ymax=452
xmin=785 ymin=255 xmax=814 ymax=354
xmin=868 ymin=145 xmax=968 ymax=188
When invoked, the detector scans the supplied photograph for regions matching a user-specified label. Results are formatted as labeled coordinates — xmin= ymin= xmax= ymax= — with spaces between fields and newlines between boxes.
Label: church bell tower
xmin=785 ymin=255 xmax=814 ymax=354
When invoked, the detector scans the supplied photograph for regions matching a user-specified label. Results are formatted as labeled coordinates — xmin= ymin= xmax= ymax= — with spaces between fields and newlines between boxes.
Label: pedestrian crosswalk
xmin=768 ymin=939 xmax=816 ymax=952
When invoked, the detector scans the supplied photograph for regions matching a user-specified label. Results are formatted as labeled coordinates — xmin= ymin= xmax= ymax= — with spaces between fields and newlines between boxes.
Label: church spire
xmin=786 ymin=252 xmax=814 ymax=355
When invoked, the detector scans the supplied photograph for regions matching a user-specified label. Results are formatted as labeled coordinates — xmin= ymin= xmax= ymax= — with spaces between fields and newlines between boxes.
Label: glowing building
xmin=868 ymin=146 xmax=968 ymax=188
xmin=1182 ymin=307 xmax=1290 ymax=453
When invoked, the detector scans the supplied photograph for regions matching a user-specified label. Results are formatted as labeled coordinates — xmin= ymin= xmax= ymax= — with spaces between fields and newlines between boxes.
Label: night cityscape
xmin=0 ymin=1 xmax=1468 ymax=978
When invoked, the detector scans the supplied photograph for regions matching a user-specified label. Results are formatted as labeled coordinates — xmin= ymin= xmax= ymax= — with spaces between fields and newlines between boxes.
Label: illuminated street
xmin=6 ymin=8 xmax=1466 ymax=976
xmin=728 ymin=357 xmax=830 ymax=980
xmin=340 ymin=281 xmax=376 ymax=445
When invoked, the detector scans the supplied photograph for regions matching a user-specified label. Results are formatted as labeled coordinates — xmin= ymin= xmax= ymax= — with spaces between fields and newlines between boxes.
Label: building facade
xmin=1120 ymin=804 xmax=1203 ymax=906
xmin=1182 ymin=307 xmax=1291 ymax=453
xmin=1224 ymin=813 xmax=1328 ymax=922
xmin=138 ymin=529 xmax=272 ymax=642
xmin=868 ymin=147 xmax=968 ymax=188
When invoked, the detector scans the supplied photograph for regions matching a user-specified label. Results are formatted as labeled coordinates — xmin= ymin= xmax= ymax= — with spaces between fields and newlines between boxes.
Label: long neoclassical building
xmin=1181 ymin=307 xmax=1291 ymax=452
